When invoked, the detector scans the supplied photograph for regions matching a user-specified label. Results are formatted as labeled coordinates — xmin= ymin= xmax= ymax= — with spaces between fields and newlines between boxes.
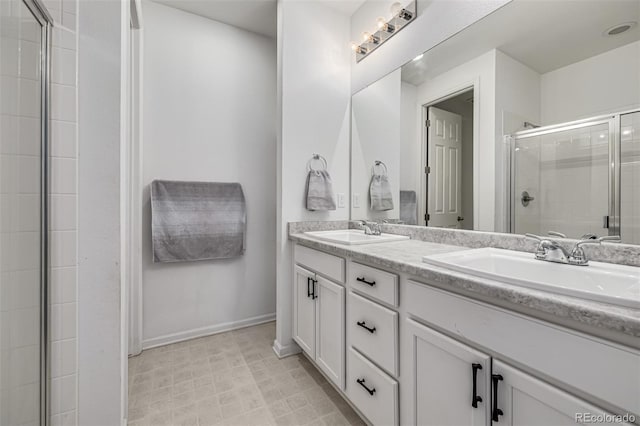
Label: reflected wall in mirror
xmin=350 ymin=0 xmax=640 ymax=245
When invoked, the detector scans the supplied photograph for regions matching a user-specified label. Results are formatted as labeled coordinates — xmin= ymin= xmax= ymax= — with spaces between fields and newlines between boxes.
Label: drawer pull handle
xmin=356 ymin=378 xmax=376 ymax=396
xmin=312 ymin=278 xmax=318 ymax=299
xmin=471 ymin=363 xmax=482 ymax=408
xmin=356 ymin=277 xmax=376 ymax=286
xmin=491 ymin=374 xmax=504 ymax=421
xmin=307 ymin=277 xmax=313 ymax=298
xmin=356 ymin=321 xmax=376 ymax=334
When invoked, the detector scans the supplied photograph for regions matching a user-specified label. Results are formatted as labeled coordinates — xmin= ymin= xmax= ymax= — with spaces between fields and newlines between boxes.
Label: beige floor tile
xmin=128 ymin=322 xmax=363 ymax=426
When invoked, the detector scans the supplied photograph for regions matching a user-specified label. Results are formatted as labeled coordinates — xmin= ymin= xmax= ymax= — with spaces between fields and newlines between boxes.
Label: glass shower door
xmin=512 ymin=120 xmax=613 ymax=239
xmin=621 ymin=111 xmax=640 ymax=245
xmin=0 ymin=0 xmax=48 ymax=424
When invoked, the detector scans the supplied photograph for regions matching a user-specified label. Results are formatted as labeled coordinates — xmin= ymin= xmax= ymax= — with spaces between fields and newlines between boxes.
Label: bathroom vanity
xmin=289 ymin=225 xmax=640 ymax=426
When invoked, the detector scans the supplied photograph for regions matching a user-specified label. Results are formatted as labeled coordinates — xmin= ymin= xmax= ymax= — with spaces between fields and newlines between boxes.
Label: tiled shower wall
xmin=45 ymin=0 xmax=78 ymax=424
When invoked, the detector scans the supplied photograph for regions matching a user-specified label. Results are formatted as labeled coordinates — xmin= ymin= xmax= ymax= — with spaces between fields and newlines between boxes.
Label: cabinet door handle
xmin=356 ymin=276 xmax=376 ymax=286
xmin=471 ymin=363 xmax=483 ymax=408
xmin=356 ymin=378 xmax=376 ymax=396
xmin=491 ymin=374 xmax=504 ymax=421
xmin=312 ymin=279 xmax=318 ymax=299
xmin=356 ymin=320 xmax=376 ymax=333
xmin=307 ymin=277 xmax=313 ymax=298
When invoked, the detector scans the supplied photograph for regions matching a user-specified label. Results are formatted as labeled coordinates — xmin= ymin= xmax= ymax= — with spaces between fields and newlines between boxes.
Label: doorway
xmin=423 ymin=89 xmax=475 ymax=229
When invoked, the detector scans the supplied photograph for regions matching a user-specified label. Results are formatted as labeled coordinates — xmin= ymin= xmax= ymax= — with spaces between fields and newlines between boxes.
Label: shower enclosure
xmin=510 ymin=109 xmax=640 ymax=245
xmin=0 ymin=0 xmax=51 ymax=424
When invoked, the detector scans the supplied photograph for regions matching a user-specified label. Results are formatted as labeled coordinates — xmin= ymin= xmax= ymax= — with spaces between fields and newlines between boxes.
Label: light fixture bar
xmin=352 ymin=0 xmax=417 ymax=63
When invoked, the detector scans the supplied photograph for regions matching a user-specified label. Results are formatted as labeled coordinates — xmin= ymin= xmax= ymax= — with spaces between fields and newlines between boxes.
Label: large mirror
xmin=350 ymin=0 xmax=640 ymax=244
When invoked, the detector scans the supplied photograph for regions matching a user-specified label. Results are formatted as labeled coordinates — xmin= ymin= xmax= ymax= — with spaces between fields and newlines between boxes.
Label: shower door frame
xmin=21 ymin=0 xmax=53 ymax=424
xmin=509 ymin=113 xmax=622 ymax=238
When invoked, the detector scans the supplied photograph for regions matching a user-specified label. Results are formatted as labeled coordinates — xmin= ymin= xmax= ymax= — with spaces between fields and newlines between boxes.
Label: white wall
xmin=541 ymin=40 xmax=640 ymax=125
xmin=141 ymin=1 xmax=277 ymax=348
xmin=77 ymin=0 xmax=125 ymax=424
xmin=416 ymin=49 xmax=496 ymax=231
xmin=351 ymin=69 xmax=401 ymax=221
xmin=275 ymin=0 xmax=351 ymax=356
xmin=351 ymin=0 xmax=511 ymax=93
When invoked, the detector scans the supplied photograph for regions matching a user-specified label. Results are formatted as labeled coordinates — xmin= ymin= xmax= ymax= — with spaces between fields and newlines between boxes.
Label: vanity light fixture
xmin=351 ymin=0 xmax=417 ymax=63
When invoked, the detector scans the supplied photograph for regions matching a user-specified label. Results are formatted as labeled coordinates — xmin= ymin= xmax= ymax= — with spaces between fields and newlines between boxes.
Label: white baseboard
xmin=141 ymin=313 xmax=276 ymax=350
xmin=272 ymin=339 xmax=301 ymax=358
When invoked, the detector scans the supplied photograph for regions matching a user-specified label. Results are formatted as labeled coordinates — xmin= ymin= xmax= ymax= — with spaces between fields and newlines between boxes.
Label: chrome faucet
xmin=526 ymin=233 xmax=571 ymax=264
xmin=360 ymin=220 xmax=382 ymax=236
xmin=525 ymin=232 xmax=620 ymax=266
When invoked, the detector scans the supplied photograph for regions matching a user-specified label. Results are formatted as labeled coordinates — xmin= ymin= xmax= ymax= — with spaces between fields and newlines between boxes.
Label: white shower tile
xmin=9 ymin=307 xmax=38 ymax=348
xmin=17 ymin=116 xmax=40 ymax=156
xmin=17 ymin=155 xmax=39 ymax=194
xmin=50 ymin=302 xmax=76 ymax=341
xmin=52 ymin=28 xmax=75 ymax=51
xmin=50 ymin=374 xmax=76 ymax=414
xmin=50 ymin=195 xmax=76 ymax=230
xmin=0 ymin=115 xmax=18 ymax=154
xmin=51 ymin=84 xmax=76 ymax=122
xmin=51 ymin=339 xmax=76 ymax=378
xmin=16 ymin=194 xmax=38 ymax=231
xmin=18 ymin=40 xmax=40 ymax=81
xmin=61 ymin=12 xmax=75 ymax=32
xmin=51 ymin=47 xmax=75 ymax=87
xmin=50 ymin=267 xmax=76 ymax=304
xmin=51 ymin=157 xmax=76 ymax=194
xmin=50 ymin=231 xmax=76 ymax=267
xmin=51 ymin=120 xmax=76 ymax=158
xmin=18 ymin=78 xmax=39 ymax=118
xmin=9 ymin=344 xmax=38 ymax=387
xmin=8 ymin=382 xmax=38 ymax=424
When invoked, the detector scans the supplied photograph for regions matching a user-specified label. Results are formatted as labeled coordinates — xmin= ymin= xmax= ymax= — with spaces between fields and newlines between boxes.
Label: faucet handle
xmin=547 ymin=231 xmax=567 ymax=238
xmin=569 ymin=235 xmax=621 ymax=266
xmin=575 ymin=235 xmax=620 ymax=248
xmin=525 ymin=233 xmax=544 ymax=241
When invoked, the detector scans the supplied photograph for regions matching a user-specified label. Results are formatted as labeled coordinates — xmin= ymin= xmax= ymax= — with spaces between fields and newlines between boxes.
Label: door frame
xmin=419 ymin=81 xmax=478 ymax=228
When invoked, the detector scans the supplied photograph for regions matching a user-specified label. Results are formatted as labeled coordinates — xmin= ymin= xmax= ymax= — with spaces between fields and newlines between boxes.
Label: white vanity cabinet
xmin=492 ymin=360 xmax=633 ymax=426
xmin=406 ymin=318 xmax=491 ymax=426
xmin=405 ymin=280 xmax=639 ymax=425
xmin=293 ymin=246 xmax=346 ymax=389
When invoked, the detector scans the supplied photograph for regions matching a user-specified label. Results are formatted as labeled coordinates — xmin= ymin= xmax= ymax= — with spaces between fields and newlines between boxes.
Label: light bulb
xmin=377 ymin=17 xmax=386 ymax=29
xmin=351 ymin=41 xmax=358 ymax=51
xmin=390 ymin=2 xmax=402 ymax=16
xmin=362 ymin=31 xmax=371 ymax=42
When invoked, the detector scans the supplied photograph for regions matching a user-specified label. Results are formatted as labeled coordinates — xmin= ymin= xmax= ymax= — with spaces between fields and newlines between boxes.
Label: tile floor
xmin=128 ymin=322 xmax=366 ymax=426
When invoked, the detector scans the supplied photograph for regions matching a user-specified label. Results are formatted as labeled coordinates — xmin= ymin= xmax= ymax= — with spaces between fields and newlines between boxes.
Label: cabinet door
xmin=492 ymin=360 xmax=633 ymax=426
xmin=315 ymin=275 xmax=345 ymax=389
xmin=293 ymin=265 xmax=316 ymax=357
xmin=407 ymin=319 xmax=491 ymax=426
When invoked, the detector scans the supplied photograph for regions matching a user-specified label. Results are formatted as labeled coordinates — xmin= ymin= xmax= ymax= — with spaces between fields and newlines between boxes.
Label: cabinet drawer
xmin=295 ymin=244 xmax=345 ymax=284
xmin=349 ymin=292 xmax=398 ymax=376
xmin=349 ymin=261 xmax=398 ymax=306
xmin=347 ymin=348 xmax=398 ymax=426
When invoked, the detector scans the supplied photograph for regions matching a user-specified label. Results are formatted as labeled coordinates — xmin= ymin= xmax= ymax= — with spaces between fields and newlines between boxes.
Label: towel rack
xmin=371 ymin=160 xmax=388 ymax=176
xmin=307 ymin=154 xmax=328 ymax=173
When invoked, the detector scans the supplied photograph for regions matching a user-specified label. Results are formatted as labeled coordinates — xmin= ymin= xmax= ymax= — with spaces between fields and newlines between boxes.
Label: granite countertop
xmin=289 ymin=232 xmax=640 ymax=346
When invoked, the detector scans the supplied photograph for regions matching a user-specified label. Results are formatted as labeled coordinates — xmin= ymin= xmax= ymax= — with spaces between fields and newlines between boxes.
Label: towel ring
xmin=307 ymin=154 xmax=328 ymax=173
xmin=371 ymin=160 xmax=388 ymax=176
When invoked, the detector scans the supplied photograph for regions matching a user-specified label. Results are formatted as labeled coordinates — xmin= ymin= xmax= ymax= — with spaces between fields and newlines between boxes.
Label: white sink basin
xmin=304 ymin=229 xmax=409 ymax=245
xmin=422 ymin=248 xmax=640 ymax=309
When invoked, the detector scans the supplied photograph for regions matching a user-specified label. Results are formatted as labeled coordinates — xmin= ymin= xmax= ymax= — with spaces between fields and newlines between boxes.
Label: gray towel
xmin=305 ymin=170 xmax=336 ymax=211
xmin=150 ymin=180 xmax=246 ymax=263
xmin=370 ymin=174 xmax=394 ymax=211
xmin=400 ymin=190 xmax=417 ymax=225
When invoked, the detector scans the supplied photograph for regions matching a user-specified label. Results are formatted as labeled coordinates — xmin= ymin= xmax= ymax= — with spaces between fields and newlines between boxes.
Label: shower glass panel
xmin=0 ymin=0 xmax=48 ymax=424
xmin=512 ymin=121 xmax=612 ymax=239
xmin=621 ymin=111 xmax=640 ymax=245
